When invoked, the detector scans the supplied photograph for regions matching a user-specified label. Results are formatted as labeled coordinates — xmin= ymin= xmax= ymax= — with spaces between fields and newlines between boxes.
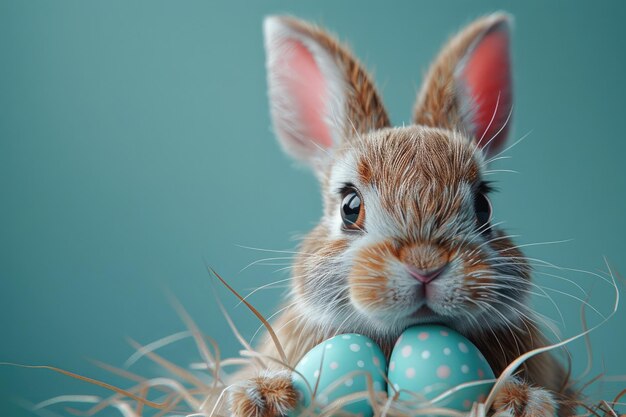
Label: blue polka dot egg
xmin=388 ymin=325 xmax=494 ymax=412
xmin=290 ymin=334 xmax=387 ymax=417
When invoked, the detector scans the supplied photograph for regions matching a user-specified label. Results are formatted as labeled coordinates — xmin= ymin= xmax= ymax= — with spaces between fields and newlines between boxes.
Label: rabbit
xmin=228 ymin=13 xmax=578 ymax=417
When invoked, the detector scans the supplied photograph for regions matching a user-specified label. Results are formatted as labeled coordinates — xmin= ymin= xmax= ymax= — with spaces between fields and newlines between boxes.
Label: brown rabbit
xmin=229 ymin=13 xmax=577 ymax=417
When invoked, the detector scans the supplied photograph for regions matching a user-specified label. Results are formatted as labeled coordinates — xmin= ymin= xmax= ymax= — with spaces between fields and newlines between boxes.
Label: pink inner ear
xmin=281 ymin=39 xmax=333 ymax=148
xmin=462 ymin=25 xmax=512 ymax=152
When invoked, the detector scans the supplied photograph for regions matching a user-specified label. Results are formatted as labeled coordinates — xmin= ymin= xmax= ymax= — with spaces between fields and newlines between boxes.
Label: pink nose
xmin=406 ymin=264 xmax=447 ymax=284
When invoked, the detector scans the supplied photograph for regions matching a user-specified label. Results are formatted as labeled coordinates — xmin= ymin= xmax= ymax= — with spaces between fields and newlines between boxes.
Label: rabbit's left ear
xmin=414 ymin=13 xmax=513 ymax=156
xmin=264 ymin=16 xmax=389 ymax=173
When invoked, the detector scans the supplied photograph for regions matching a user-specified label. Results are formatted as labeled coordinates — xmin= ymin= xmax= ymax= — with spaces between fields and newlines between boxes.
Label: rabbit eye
xmin=474 ymin=192 xmax=492 ymax=233
xmin=341 ymin=187 xmax=364 ymax=231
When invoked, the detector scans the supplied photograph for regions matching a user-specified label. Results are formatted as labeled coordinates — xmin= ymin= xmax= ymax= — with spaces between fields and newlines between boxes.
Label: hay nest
xmin=9 ymin=268 xmax=625 ymax=417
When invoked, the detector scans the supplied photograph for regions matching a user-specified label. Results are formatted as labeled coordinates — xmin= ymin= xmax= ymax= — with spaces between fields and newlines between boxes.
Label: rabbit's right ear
xmin=263 ymin=16 xmax=389 ymax=173
xmin=413 ymin=13 xmax=513 ymax=157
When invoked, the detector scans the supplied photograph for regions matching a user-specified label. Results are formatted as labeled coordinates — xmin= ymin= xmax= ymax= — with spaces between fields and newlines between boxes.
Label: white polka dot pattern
xmin=387 ymin=325 xmax=494 ymax=412
xmin=290 ymin=333 xmax=387 ymax=417
xmin=291 ymin=326 xmax=494 ymax=416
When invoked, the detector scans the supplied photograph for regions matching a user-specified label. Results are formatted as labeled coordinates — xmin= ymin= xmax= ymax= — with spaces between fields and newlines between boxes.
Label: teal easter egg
xmin=290 ymin=334 xmax=387 ymax=417
xmin=387 ymin=325 xmax=494 ymax=412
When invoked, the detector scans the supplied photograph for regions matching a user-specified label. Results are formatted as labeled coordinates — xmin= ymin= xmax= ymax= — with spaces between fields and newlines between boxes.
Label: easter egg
xmin=290 ymin=334 xmax=387 ymax=417
xmin=387 ymin=325 xmax=494 ymax=412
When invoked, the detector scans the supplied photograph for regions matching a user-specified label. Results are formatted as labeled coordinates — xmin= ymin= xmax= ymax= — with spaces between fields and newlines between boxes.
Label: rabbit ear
xmin=264 ymin=16 xmax=390 ymax=171
xmin=414 ymin=13 xmax=513 ymax=156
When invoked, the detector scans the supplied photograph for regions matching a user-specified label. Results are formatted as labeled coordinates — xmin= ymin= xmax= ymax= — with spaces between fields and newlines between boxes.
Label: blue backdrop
xmin=1 ymin=1 xmax=625 ymax=415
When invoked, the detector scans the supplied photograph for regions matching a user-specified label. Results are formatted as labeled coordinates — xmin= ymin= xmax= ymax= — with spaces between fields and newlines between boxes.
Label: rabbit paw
xmin=491 ymin=378 xmax=556 ymax=417
xmin=229 ymin=370 xmax=298 ymax=417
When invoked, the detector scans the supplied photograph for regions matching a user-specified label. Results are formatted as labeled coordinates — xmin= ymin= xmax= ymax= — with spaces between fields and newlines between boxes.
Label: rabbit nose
xmin=405 ymin=264 xmax=447 ymax=284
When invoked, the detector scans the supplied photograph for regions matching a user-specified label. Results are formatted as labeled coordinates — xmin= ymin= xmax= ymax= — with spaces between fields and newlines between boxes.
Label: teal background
xmin=1 ymin=1 xmax=625 ymax=415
